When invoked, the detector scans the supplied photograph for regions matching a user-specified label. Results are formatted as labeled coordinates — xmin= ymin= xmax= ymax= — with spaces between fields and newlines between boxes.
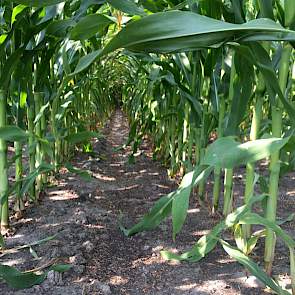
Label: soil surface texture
xmin=1 ymin=110 xmax=294 ymax=295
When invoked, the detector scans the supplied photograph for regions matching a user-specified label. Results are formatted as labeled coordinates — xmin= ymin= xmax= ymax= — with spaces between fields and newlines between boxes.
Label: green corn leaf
xmin=39 ymin=140 xmax=54 ymax=160
xmin=65 ymin=163 xmax=92 ymax=181
xmin=0 ymin=265 xmax=46 ymax=289
xmin=34 ymin=102 xmax=50 ymax=124
xmin=46 ymin=19 xmax=76 ymax=38
xmin=20 ymin=164 xmax=54 ymax=197
xmin=239 ymin=212 xmax=295 ymax=248
xmin=162 ymin=220 xmax=226 ymax=262
xmin=65 ymin=131 xmax=103 ymax=145
xmin=162 ymin=195 xmax=267 ymax=261
xmin=172 ymin=166 xmax=212 ymax=240
xmin=72 ymin=49 xmax=102 ymax=75
xmin=107 ymin=0 xmax=146 ymax=16
xmin=120 ymin=191 xmax=174 ymax=236
xmin=236 ymin=43 xmax=295 ymax=126
xmin=102 ymin=11 xmax=295 ymax=55
xmin=29 ymin=136 xmax=53 ymax=160
xmin=234 ymin=224 xmax=247 ymax=253
xmin=220 ymin=240 xmax=289 ymax=295
xmin=258 ymin=0 xmax=275 ymax=19
xmin=121 ymin=165 xmax=212 ymax=237
xmin=0 ymin=48 xmax=23 ymax=90
xmin=11 ymin=5 xmax=27 ymax=24
xmin=171 ymin=173 xmax=193 ymax=240
xmin=277 ymin=213 xmax=295 ymax=225
xmin=246 ymin=229 xmax=266 ymax=255
xmin=285 ymin=0 xmax=295 ymax=27
xmin=0 ymin=263 xmax=71 ymax=290
xmin=49 ymin=264 xmax=72 ymax=273
xmin=13 ymin=0 xmax=70 ymax=7
xmin=73 ymin=11 xmax=295 ymax=74
xmin=202 ymin=136 xmax=289 ymax=169
xmin=70 ymin=14 xmax=115 ymax=40
xmin=0 ymin=126 xmax=28 ymax=142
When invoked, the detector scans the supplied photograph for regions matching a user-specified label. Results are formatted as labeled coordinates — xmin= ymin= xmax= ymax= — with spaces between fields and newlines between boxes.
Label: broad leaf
xmin=172 ymin=166 xmax=212 ymax=239
xmin=102 ymin=11 xmax=295 ymax=55
xmin=162 ymin=195 xmax=267 ymax=261
xmin=0 ymin=263 xmax=71 ymax=290
xmin=66 ymin=131 xmax=103 ymax=144
xmin=13 ymin=0 xmax=70 ymax=7
xmin=70 ymin=14 xmax=115 ymax=40
xmin=65 ymin=163 xmax=92 ymax=181
xmin=46 ymin=19 xmax=76 ymax=38
xmin=0 ymin=265 xmax=45 ymax=289
xmin=73 ymin=50 xmax=101 ymax=74
xmin=202 ymin=136 xmax=289 ymax=169
xmin=0 ymin=126 xmax=28 ymax=142
xmin=73 ymin=11 xmax=295 ymax=74
xmin=121 ymin=165 xmax=212 ymax=237
xmin=107 ymin=0 xmax=146 ymax=16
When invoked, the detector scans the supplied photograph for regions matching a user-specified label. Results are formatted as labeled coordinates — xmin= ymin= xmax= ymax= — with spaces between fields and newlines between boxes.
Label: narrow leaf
xmin=220 ymin=240 xmax=289 ymax=295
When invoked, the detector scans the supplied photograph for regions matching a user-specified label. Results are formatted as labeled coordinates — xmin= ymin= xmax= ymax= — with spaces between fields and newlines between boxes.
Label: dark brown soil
xmin=0 ymin=110 xmax=294 ymax=295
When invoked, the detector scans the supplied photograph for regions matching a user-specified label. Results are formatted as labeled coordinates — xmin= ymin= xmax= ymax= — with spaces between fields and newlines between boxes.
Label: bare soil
xmin=1 ymin=109 xmax=294 ymax=295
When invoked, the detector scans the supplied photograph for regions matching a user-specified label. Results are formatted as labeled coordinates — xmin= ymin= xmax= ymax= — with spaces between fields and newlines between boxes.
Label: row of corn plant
xmin=0 ymin=0 xmax=128 ymax=289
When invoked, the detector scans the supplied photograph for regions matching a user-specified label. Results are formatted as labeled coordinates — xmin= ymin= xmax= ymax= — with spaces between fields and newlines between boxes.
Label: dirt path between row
xmin=1 ymin=109 xmax=294 ymax=295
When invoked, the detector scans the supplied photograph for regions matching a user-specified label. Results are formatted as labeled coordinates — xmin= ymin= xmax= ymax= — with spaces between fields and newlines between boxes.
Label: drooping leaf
xmin=239 ymin=212 xmax=295 ymax=248
xmin=120 ymin=191 xmax=174 ymax=236
xmin=70 ymin=14 xmax=115 ymax=40
xmin=72 ymin=49 xmax=101 ymax=74
xmin=74 ymin=11 xmax=295 ymax=74
xmin=202 ymin=136 xmax=289 ymax=169
xmin=20 ymin=164 xmax=54 ymax=197
xmin=0 ymin=263 xmax=71 ymax=290
xmin=0 ymin=126 xmax=28 ymax=142
xmin=13 ymin=0 xmax=70 ymax=7
xmin=162 ymin=195 xmax=267 ymax=261
xmin=220 ymin=240 xmax=289 ymax=295
xmin=101 ymin=11 xmax=295 ymax=55
xmin=172 ymin=166 xmax=213 ymax=239
xmin=107 ymin=0 xmax=146 ymax=16
xmin=162 ymin=220 xmax=226 ymax=262
xmin=65 ymin=163 xmax=93 ymax=181
xmin=46 ymin=19 xmax=76 ymax=38
xmin=66 ymin=131 xmax=103 ymax=145
xmin=0 ymin=265 xmax=46 ymax=289
xmin=121 ymin=165 xmax=212 ymax=237
xmin=236 ymin=43 xmax=295 ymax=126
xmin=11 ymin=5 xmax=27 ymax=24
